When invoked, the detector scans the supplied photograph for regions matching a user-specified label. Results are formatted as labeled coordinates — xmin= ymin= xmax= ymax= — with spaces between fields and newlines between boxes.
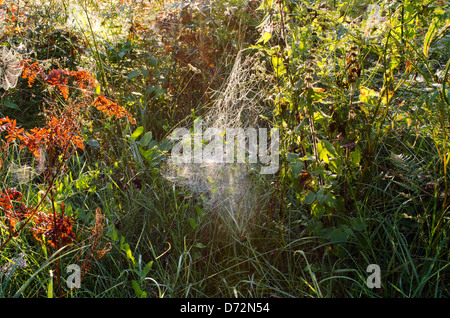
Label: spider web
xmin=162 ymin=50 xmax=272 ymax=237
xmin=0 ymin=46 xmax=23 ymax=91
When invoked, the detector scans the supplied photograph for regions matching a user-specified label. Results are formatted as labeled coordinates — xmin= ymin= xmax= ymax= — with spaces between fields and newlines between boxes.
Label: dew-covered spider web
xmin=162 ymin=49 xmax=272 ymax=237
xmin=0 ymin=46 xmax=23 ymax=91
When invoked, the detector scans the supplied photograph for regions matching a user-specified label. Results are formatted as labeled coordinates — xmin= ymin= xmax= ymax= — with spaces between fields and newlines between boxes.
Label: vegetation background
xmin=0 ymin=0 xmax=448 ymax=298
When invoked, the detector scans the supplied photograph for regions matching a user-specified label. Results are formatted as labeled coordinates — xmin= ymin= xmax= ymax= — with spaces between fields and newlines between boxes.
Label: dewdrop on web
xmin=169 ymin=117 xmax=279 ymax=175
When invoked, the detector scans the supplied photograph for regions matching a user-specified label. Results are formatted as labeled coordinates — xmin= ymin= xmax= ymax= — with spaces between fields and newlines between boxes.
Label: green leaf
xmin=132 ymin=280 xmax=143 ymax=297
xmin=87 ymin=139 xmax=100 ymax=147
xmin=290 ymin=162 xmax=303 ymax=178
xmin=139 ymin=67 xmax=149 ymax=77
xmin=130 ymin=126 xmax=144 ymax=141
xmin=287 ymin=153 xmax=299 ymax=162
xmin=122 ymin=242 xmax=135 ymax=266
xmin=257 ymin=0 xmax=274 ymax=11
xmin=142 ymin=261 xmax=153 ymax=278
xmin=322 ymin=194 xmax=338 ymax=209
xmin=359 ymin=86 xmax=379 ymax=108
xmin=303 ymin=191 xmax=316 ymax=204
xmin=137 ymin=131 xmax=152 ymax=147
xmin=126 ymin=248 xmax=135 ymax=266
xmin=311 ymin=202 xmax=325 ymax=219
xmin=349 ymin=147 xmax=361 ymax=166
xmin=317 ymin=140 xmax=338 ymax=164
xmin=308 ymin=89 xmax=327 ymax=103
xmin=321 ymin=225 xmax=353 ymax=243
xmin=127 ymin=70 xmax=140 ymax=80
xmin=47 ymin=271 xmax=53 ymax=298
xmin=423 ymin=19 xmax=438 ymax=58
xmin=3 ymin=99 xmax=19 ymax=110
xmin=313 ymin=109 xmax=331 ymax=123
xmin=188 ymin=218 xmax=198 ymax=229
xmin=349 ymin=217 xmax=367 ymax=232
xmin=139 ymin=147 xmax=154 ymax=161
xmin=148 ymin=57 xmax=158 ymax=67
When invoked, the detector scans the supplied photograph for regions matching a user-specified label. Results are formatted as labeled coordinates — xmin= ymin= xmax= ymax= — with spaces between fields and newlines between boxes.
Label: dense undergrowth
xmin=0 ymin=0 xmax=448 ymax=298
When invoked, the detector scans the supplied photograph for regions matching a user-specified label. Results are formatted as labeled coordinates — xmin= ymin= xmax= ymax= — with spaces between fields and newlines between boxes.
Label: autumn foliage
xmin=93 ymin=96 xmax=136 ymax=124
xmin=0 ymin=40 xmax=135 ymax=292
xmin=0 ymin=186 xmax=76 ymax=250
xmin=31 ymin=203 xmax=77 ymax=249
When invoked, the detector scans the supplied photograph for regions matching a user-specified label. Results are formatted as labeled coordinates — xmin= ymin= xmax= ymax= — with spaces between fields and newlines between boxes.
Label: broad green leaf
xmin=3 ymin=99 xmax=19 ymax=110
xmin=188 ymin=218 xmax=198 ymax=229
xmin=126 ymin=248 xmax=135 ymax=265
xmin=139 ymin=147 xmax=154 ymax=161
xmin=308 ymin=88 xmax=327 ymax=103
xmin=137 ymin=131 xmax=153 ymax=147
xmin=349 ymin=147 xmax=361 ymax=166
xmin=317 ymin=140 xmax=338 ymax=164
xmin=148 ymin=57 xmax=158 ymax=67
xmin=314 ymin=109 xmax=331 ymax=123
xmin=290 ymin=162 xmax=303 ymax=178
xmin=130 ymin=126 xmax=144 ymax=140
xmin=287 ymin=153 xmax=299 ymax=162
xmin=321 ymin=225 xmax=353 ymax=243
xmin=139 ymin=67 xmax=149 ymax=77
xmin=122 ymin=242 xmax=135 ymax=266
xmin=87 ymin=139 xmax=100 ymax=147
xmin=322 ymin=194 xmax=338 ymax=209
xmin=132 ymin=280 xmax=142 ymax=297
xmin=311 ymin=202 xmax=325 ymax=219
xmin=349 ymin=217 xmax=367 ymax=232
xmin=127 ymin=70 xmax=140 ymax=80
xmin=142 ymin=261 xmax=153 ymax=278
xmin=304 ymin=191 xmax=316 ymax=204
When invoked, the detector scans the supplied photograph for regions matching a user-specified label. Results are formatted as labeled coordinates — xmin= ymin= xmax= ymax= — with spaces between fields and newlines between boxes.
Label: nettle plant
xmin=254 ymin=0 xmax=449 ymax=242
xmin=254 ymin=0 xmax=365 ymax=226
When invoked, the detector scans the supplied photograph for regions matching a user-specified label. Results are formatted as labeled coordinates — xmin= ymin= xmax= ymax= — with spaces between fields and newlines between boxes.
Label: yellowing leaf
xmin=424 ymin=19 xmax=438 ymax=58
xmin=272 ymin=55 xmax=286 ymax=76
xmin=359 ymin=86 xmax=379 ymax=109
xmin=317 ymin=140 xmax=338 ymax=164
xmin=257 ymin=32 xmax=272 ymax=44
